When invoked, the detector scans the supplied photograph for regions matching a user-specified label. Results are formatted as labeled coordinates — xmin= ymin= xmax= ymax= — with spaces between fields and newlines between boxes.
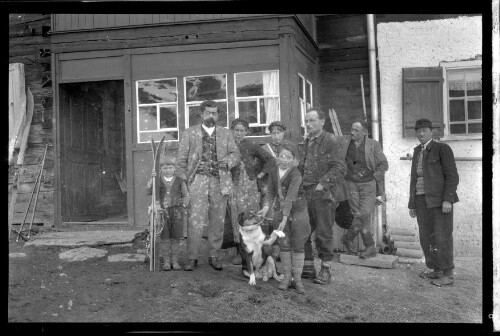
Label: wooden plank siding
xmin=52 ymin=14 xmax=270 ymax=32
xmin=316 ymin=14 xmax=374 ymax=136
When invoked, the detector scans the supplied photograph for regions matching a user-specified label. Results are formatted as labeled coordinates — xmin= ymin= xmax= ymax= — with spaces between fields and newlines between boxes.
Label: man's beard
xmin=203 ymin=118 xmax=216 ymax=127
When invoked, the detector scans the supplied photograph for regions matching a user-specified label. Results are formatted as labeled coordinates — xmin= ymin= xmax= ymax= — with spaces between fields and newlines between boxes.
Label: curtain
xmin=263 ymin=71 xmax=280 ymax=127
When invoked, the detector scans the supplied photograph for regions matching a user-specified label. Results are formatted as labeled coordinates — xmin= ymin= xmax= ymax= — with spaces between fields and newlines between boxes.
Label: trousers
xmin=187 ymin=174 xmax=228 ymax=260
xmin=346 ymin=180 xmax=377 ymax=247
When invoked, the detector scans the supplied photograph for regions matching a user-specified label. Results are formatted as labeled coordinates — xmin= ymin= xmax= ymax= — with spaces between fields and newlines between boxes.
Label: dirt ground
xmin=8 ymin=230 xmax=484 ymax=327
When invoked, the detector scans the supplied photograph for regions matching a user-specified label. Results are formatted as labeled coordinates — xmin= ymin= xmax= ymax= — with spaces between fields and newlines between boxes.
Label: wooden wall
xmin=9 ymin=14 xmax=54 ymax=227
xmin=316 ymin=14 xmax=372 ymax=136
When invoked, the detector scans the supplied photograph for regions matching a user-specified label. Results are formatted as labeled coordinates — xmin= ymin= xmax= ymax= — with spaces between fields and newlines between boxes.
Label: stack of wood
xmin=388 ymin=228 xmax=423 ymax=259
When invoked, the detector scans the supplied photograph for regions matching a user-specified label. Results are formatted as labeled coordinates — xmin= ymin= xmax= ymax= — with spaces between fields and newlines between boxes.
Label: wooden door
xmin=60 ymin=83 xmax=106 ymax=222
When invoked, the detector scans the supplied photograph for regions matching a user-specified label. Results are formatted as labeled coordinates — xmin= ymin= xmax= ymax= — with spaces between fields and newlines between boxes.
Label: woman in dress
xmin=229 ymin=118 xmax=276 ymax=264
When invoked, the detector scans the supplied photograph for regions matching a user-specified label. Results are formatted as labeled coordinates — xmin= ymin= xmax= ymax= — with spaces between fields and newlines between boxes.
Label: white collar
xmin=421 ymin=139 xmax=432 ymax=149
xmin=202 ymin=124 xmax=215 ymax=135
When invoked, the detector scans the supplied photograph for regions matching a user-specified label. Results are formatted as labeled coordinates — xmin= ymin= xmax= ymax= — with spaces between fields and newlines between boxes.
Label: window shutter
xmin=402 ymin=67 xmax=444 ymax=138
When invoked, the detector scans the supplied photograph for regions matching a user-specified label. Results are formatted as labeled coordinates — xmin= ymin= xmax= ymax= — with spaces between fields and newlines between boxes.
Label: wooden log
xmin=390 ymin=228 xmax=416 ymax=236
xmin=390 ymin=234 xmax=415 ymax=242
xmin=339 ymin=253 xmax=399 ymax=269
xmin=395 ymin=248 xmax=423 ymax=259
xmin=394 ymin=241 xmax=422 ymax=250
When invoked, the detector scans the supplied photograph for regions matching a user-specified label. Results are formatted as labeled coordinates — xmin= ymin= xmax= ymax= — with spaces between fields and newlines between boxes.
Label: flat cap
xmin=414 ymin=118 xmax=433 ymax=130
xmin=268 ymin=121 xmax=287 ymax=132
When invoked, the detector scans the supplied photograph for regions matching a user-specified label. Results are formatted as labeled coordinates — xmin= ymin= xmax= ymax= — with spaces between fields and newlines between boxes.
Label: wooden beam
xmin=16 ymin=88 xmax=34 ymax=165
xmin=339 ymin=253 xmax=399 ymax=269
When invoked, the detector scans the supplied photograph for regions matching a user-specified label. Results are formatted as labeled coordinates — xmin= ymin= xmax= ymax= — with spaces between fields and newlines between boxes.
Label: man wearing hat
xmin=409 ymin=118 xmax=459 ymax=286
xmin=175 ymin=100 xmax=241 ymax=271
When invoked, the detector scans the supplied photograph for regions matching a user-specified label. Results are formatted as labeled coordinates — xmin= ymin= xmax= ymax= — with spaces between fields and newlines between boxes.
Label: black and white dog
xmin=238 ymin=211 xmax=285 ymax=285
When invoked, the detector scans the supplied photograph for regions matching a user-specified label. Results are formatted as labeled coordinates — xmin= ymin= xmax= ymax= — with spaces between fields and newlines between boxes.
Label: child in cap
xmin=146 ymin=154 xmax=190 ymax=271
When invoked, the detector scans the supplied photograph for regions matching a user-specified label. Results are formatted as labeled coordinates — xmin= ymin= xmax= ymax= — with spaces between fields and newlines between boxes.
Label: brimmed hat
xmin=414 ymin=118 xmax=433 ymax=131
xmin=268 ymin=121 xmax=287 ymax=132
xmin=160 ymin=155 xmax=176 ymax=166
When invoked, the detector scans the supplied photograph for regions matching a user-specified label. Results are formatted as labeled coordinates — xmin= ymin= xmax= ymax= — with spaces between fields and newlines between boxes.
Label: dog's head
xmin=238 ymin=210 xmax=264 ymax=228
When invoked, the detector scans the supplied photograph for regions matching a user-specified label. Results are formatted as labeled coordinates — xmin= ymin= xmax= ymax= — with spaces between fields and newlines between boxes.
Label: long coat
xmin=175 ymin=124 xmax=241 ymax=195
xmin=408 ymin=140 xmax=459 ymax=209
xmin=336 ymin=135 xmax=389 ymax=196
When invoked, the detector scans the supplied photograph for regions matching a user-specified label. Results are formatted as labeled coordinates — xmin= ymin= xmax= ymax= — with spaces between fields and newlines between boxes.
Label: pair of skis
xmin=148 ymin=136 xmax=165 ymax=271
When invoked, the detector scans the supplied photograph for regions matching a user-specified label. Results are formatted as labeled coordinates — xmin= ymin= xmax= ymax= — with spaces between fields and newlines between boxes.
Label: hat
xmin=414 ymin=119 xmax=433 ymax=131
xmin=268 ymin=121 xmax=287 ymax=132
xmin=160 ymin=155 xmax=176 ymax=166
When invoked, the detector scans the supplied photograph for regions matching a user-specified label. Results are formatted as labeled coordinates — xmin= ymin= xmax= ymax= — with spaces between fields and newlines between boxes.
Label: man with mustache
xmin=337 ymin=120 xmax=388 ymax=259
xmin=409 ymin=119 xmax=459 ymax=287
xmin=175 ymin=100 xmax=241 ymax=271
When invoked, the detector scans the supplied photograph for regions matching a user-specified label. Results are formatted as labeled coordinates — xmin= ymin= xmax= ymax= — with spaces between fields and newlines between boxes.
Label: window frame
xmin=298 ymin=73 xmax=313 ymax=135
xmin=234 ymin=69 xmax=280 ymax=137
xmin=440 ymin=60 xmax=482 ymax=141
xmin=183 ymin=73 xmax=229 ymax=130
xmin=135 ymin=77 xmax=179 ymax=144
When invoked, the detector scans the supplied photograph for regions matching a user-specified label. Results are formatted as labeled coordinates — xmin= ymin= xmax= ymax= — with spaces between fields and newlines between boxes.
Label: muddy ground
xmin=8 ymin=229 xmax=485 ymax=329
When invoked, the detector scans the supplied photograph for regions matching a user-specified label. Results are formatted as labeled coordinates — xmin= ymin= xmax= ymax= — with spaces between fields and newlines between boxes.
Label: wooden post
xmin=395 ymin=248 xmax=423 ymax=259
xmin=394 ymin=241 xmax=422 ymax=250
xmin=391 ymin=234 xmax=415 ymax=242
xmin=360 ymin=74 xmax=367 ymax=120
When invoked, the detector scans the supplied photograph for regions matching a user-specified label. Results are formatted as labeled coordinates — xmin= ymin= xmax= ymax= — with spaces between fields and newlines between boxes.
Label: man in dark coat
xmin=409 ymin=118 xmax=459 ymax=286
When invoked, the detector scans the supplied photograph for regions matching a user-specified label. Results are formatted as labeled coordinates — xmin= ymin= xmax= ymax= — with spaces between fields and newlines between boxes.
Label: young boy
xmin=146 ymin=155 xmax=190 ymax=271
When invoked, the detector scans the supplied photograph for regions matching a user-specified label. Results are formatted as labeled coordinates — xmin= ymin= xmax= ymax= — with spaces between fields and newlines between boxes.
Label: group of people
xmin=147 ymin=99 xmax=459 ymax=293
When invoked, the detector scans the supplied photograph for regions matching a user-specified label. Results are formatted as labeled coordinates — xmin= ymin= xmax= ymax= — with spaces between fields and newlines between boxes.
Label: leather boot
xmin=170 ymin=239 xmax=181 ymax=270
xmin=161 ymin=240 xmax=172 ymax=271
xmin=301 ymin=259 xmax=316 ymax=279
xmin=292 ymin=252 xmax=305 ymax=294
xmin=340 ymin=228 xmax=358 ymax=254
xmin=432 ymin=269 xmax=454 ymax=287
xmin=359 ymin=230 xmax=377 ymax=258
xmin=313 ymin=262 xmax=332 ymax=285
xmin=278 ymin=251 xmax=292 ymax=290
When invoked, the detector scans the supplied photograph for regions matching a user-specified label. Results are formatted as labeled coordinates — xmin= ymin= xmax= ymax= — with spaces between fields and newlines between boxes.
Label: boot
xmin=359 ymin=230 xmax=377 ymax=259
xmin=340 ymin=228 xmax=358 ymax=254
xmin=313 ymin=261 xmax=332 ymax=285
xmin=161 ymin=240 xmax=172 ymax=271
xmin=278 ymin=251 xmax=292 ymax=290
xmin=292 ymin=252 xmax=306 ymax=294
xmin=431 ymin=269 xmax=454 ymax=287
xmin=170 ymin=239 xmax=182 ymax=270
xmin=301 ymin=259 xmax=316 ymax=279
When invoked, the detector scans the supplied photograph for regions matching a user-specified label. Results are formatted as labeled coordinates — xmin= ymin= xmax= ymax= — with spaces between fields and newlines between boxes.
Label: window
xmin=136 ymin=78 xmax=178 ymax=143
xmin=298 ymin=73 xmax=313 ymax=135
xmin=235 ymin=70 xmax=280 ymax=136
xmin=185 ymin=74 xmax=228 ymax=128
xmin=444 ymin=63 xmax=482 ymax=136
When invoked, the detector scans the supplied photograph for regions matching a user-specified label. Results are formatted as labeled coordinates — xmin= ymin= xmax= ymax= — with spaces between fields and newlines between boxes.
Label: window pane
xmin=299 ymin=76 xmax=304 ymax=100
xmin=449 ymin=82 xmax=465 ymax=97
xmin=188 ymin=101 xmax=227 ymax=128
xmin=139 ymin=131 xmax=178 ymax=143
xmin=450 ymin=123 xmax=466 ymax=134
xmin=138 ymin=79 xmax=177 ymax=104
xmin=449 ymin=100 xmax=465 ymax=121
xmin=185 ymin=75 xmax=226 ymax=102
xmin=247 ymin=126 xmax=268 ymax=136
xmin=236 ymin=72 xmax=263 ymax=97
xmin=468 ymin=122 xmax=482 ymax=134
xmin=159 ymin=105 xmax=177 ymax=128
xmin=466 ymin=70 xmax=482 ymax=96
xmin=238 ymin=100 xmax=258 ymax=124
xmin=139 ymin=106 xmax=157 ymax=131
xmin=447 ymin=71 xmax=464 ymax=82
xmin=306 ymin=82 xmax=312 ymax=105
xmin=468 ymin=100 xmax=482 ymax=120
xmin=259 ymin=97 xmax=280 ymax=125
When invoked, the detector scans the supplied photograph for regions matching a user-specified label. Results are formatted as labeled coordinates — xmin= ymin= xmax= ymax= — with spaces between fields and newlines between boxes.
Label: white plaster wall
xmin=377 ymin=16 xmax=483 ymax=256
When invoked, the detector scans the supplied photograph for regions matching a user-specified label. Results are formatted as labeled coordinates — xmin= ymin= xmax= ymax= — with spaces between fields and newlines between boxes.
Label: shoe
xmin=359 ymin=245 xmax=377 ymax=259
xmin=162 ymin=262 xmax=172 ymax=271
xmin=184 ymin=259 xmax=198 ymax=271
xmin=419 ymin=270 xmax=442 ymax=279
xmin=301 ymin=261 xmax=316 ymax=279
xmin=340 ymin=235 xmax=356 ymax=254
xmin=208 ymin=256 xmax=223 ymax=271
xmin=431 ymin=275 xmax=454 ymax=287
xmin=313 ymin=264 xmax=332 ymax=285
xmin=231 ymin=254 xmax=242 ymax=265
xmin=171 ymin=261 xmax=181 ymax=271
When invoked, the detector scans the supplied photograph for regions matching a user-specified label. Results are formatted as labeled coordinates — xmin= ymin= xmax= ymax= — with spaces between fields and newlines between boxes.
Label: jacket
xmin=146 ymin=176 xmax=189 ymax=208
xmin=264 ymin=166 xmax=307 ymax=217
xmin=175 ymin=124 xmax=241 ymax=195
xmin=408 ymin=140 xmax=459 ymax=209
xmin=298 ymin=131 xmax=349 ymax=202
xmin=230 ymin=138 xmax=276 ymax=182
xmin=336 ymin=135 xmax=389 ymax=196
